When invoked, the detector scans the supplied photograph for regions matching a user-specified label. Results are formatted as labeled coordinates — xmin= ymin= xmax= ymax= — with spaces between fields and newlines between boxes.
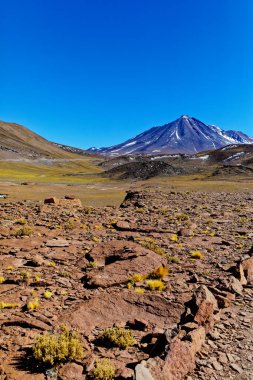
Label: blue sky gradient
xmin=1 ymin=0 xmax=253 ymax=148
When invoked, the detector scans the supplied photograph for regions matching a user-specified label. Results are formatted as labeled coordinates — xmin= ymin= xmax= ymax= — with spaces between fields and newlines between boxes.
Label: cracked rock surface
xmin=0 ymin=190 xmax=253 ymax=379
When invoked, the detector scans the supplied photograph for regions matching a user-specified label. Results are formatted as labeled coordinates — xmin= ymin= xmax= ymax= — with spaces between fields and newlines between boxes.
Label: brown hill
xmin=0 ymin=121 xmax=76 ymax=159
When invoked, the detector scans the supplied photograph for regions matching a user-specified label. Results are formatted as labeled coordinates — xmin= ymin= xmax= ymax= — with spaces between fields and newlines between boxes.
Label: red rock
xmin=58 ymin=363 xmax=84 ymax=380
xmin=44 ymin=197 xmax=59 ymax=205
xmin=64 ymin=195 xmax=76 ymax=200
xmin=241 ymin=256 xmax=253 ymax=284
xmin=193 ymin=286 xmax=218 ymax=332
xmin=59 ymin=290 xmax=186 ymax=335
xmin=45 ymin=238 xmax=69 ymax=247
xmin=114 ymin=221 xmax=131 ymax=231
xmin=58 ymin=198 xmax=82 ymax=207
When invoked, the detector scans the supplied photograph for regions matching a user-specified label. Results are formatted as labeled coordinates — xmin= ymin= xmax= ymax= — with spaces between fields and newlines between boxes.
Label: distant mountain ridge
xmin=89 ymin=115 xmax=253 ymax=155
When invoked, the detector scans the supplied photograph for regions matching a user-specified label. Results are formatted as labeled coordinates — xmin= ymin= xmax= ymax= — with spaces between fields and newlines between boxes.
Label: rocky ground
xmin=0 ymin=190 xmax=253 ymax=379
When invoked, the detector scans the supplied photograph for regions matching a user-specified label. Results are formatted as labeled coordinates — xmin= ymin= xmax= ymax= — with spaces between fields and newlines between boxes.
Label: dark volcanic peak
xmin=89 ymin=116 xmax=253 ymax=155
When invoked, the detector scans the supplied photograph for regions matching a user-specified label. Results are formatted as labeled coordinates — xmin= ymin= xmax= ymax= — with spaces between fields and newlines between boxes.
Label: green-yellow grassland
xmin=0 ymin=159 xmax=104 ymax=183
xmin=1 ymin=160 xmax=253 ymax=207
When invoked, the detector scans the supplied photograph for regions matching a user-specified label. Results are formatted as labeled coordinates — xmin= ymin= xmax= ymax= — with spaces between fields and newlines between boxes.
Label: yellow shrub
xmin=130 ymin=273 xmax=146 ymax=283
xmin=47 ymin=261 xmax=56 ymax=267
xmin=15 ymin=218 xmax=27 ymax=225
xmin=102 ymin=326 xmax=134 ymax=349
xmin=176 ymin=213 xmax=189 ymax=221
xmin=134 ymin=287 xmax=145 ymax=294
xmin=20 ymin=271 xmax=31 ymax=284
xmin=190 ymin=251 xmax=203 ymax=259
xmin=146 ymin=279 xmax=165 ymax=291
xmin=27 ymin=298 xmax=39 ymax=311
xmin=33 ymin=326 xmax=84 ymax=365
xmin=43 ymin=290 xmax=53 ymax=299
xmin=64 ymin=218 xmax=76 ymax=230
xmin=140 ymin=238 xmax=165 ymax=256
xmin=93 ymin=358 xmax=115 ymax=380
xmin=0 ymin=277 xmax=5 ymax=284
xmin=0 ymin=302 xmax=19 ymax=309
xmin=135 ymin=208 xmax=144 ymax=213
xmin=148 ymin=266 xmax=168 ymax=279
xmin=13 ymin=225 xmax=33 ymax=237
xmin=167 ymin=255 xmax=180 ymax=264
xmin=169 ymin=234 xmax=178 ymax=242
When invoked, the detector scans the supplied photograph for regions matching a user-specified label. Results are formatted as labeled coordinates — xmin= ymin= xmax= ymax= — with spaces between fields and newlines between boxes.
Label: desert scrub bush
xmin=47 ymin=261 xmax=56 ymax=267
xmin=190 ymin=251 xmax=203 ymax=259
xmin=64 ymin=218 xmax=77 ymax=230
xmin=20 ymin=270 xmax=31 ymax=284
xmin=169 ymin=234 xmax=178 ymax=242
xmin=134 ymin=287 xmax=145 ymax=294
xmin=135 ymin=208 xmax=144 ymax=213
xmin=167 ymin=255 xmax=180 ymax=264
xmin=35 ymin=274 xmax=41 ymax=282
xmin=176 ymin=213 xmax=189 ymax=221
xmin=83 ymin=206 xmax=92 ymax=214
xmin=148 ymin=266 xmax=168 ymax=279
xmin=59 ymin=270 xmax=71 ymax=277
xmin=146 ymin=279 xmax=165 ymax=291
xmin=13 ymin=225 xmax=33 ymax=237
xmin=101 ymin=326 xmax=134 ymax=349
xmin=43 ymin=290 xmax=53 ymax=299
xmin=33 ymin=326 xmax=84 ymax=366
xmin=140 ymin=238 xmax=165 ymax=256
xmin=130 ymin=273 xmax=146 ymax=284
xmin=15 ymin=218 xmax=27 ymax=225
xmin=86 ymin=261 xmax=97 ymax=269
xmin=0 ymin=301 xmax=19 ymax=309
xmin=158 ymin=207 xmax=168 ymax=215
xmin=0 ymin=276 xmax=5 ymax=283
xmin=27 ymin=298 xmax=39 ymax=311
xmin=93 ymin=358 xmax=115 ymax=380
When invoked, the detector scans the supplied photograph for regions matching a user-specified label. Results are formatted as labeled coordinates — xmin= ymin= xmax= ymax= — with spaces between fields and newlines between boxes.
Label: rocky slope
xmin=89 ymin=116 xmax=253 ymax=155
xmin=0 ymin=121 xmax=81 ymax=159
xmin=101 ymin=144 xmax=253 ymax=180
xmin=0 ymin=190 xmax=253 ymax=379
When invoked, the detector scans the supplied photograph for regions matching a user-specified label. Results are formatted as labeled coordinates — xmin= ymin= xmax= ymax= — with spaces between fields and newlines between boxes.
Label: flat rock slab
xmin=45 ymin=238 xmax=70 ymax=247
xmin=86 ymin=240 xmax=167 ymax=287
xmin=0 ymin=257 xmax=25 ymax=269
xmin=59 ymin=290 xmax=188 ymax=335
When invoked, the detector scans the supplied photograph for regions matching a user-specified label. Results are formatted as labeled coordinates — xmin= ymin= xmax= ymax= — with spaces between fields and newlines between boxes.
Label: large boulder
xmin=59 ymin=290 xmax=186 ymax=335
xmin=85 ymin=240 xmax=167 ymax=288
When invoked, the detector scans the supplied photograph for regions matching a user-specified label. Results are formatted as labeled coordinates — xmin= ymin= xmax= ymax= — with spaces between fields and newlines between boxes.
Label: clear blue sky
xmin=1 ymin=0 xmax=253 ymax=148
